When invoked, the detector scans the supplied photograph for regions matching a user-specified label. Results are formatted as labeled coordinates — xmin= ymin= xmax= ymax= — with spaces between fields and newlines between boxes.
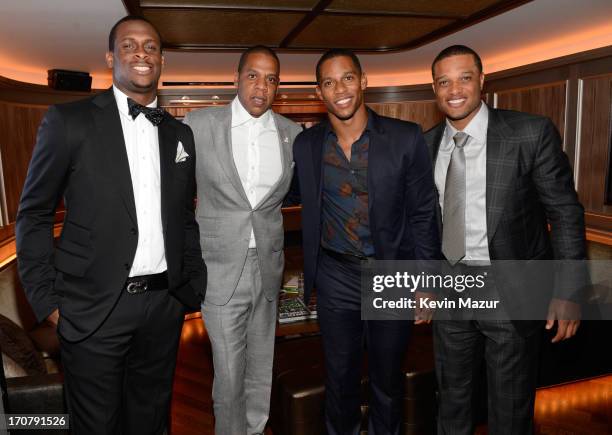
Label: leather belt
xmin=124 ymin=271 xmax=168 ymax=294
xmin=321 ymin=247 xmax=372 ymax=265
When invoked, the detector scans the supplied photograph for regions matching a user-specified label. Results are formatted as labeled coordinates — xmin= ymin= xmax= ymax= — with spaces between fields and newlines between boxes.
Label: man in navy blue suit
xmin=288 ymin=49 xmax=440 ymax=435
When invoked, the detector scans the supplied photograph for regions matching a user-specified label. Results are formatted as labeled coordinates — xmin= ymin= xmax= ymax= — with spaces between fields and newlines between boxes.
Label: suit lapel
xmin=366 ymin=113 xmax=385 ymax=223
xmin=158 ymin=114 xmax=176 ymax=234
xmin=93 ymin=89 xmax=137 ymax=226
xmin=313 ymin=121 xmax=328 ymax=207
xmin=486 ymin=109 xmax=517 ymax=243
xmin=212 ymin=106 xmax=251 ymax=205
xmin=429 ymin=123 xmax=445 ymax=165
xmin=428 ymin=123 xmax=445 ymax=235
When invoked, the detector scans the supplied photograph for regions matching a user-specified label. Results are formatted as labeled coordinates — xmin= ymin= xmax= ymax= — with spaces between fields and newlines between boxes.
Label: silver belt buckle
xmin=126 ymin=280 xmax=148 ymax=294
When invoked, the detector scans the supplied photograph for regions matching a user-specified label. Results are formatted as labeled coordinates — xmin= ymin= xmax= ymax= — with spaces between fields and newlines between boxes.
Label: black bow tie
xmin=127 ymin=98 xmax=165 ymax=126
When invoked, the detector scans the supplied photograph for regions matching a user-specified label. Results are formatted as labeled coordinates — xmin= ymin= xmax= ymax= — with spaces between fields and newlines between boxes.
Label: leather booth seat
xmin=0 ymin=264 xmax=61 ymax=376
xmin=271 ymin=325 xmax=436 ymax=435
xmin=1 ymin=263 xmax=66 ymax=434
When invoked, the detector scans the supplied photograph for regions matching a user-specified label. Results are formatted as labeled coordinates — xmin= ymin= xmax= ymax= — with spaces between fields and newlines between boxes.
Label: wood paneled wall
xmin=367 ymin=101 xmax=444 ymax=131
xmin=495 ymin=82 xmax=567 ymax=139
xmin=0 ymin=102 xmax=47 ymax=222
xmin=165 ymin=100 xmax=443 ymax=131
xmin=577 ymin=74 xmax=612 ymax=216
xmin=482 ymin=48 xmax=612 ymax=240
xmin=165 ymin=101 xmax=327 ymax=123
xmin=0 ymin=46 xmax=611 ymax=263
xmin=0 ymin=78 xmax=89 ymax=263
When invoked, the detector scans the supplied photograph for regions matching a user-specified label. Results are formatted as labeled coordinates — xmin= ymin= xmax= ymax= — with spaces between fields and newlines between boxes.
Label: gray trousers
xmin=202 ymin=249 xmax=277 ymax=435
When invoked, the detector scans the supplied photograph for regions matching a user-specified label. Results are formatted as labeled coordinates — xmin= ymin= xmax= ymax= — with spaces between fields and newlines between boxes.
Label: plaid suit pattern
xmin=425 ymin=105 xmax=586 ymax=434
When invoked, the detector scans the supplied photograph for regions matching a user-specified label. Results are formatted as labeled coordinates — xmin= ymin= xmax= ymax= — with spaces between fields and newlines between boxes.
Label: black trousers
xmin=433 ymin=320 xmax=541 ymax=435
xmin=59 ymin=288 xmax=184 ymax=435
xmin=316 ymin=249 xmax=411 ymax=435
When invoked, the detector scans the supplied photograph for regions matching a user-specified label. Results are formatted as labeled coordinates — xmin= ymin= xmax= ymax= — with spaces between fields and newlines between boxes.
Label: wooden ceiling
xmin=123 ymin=0 xmax=532 ymax=52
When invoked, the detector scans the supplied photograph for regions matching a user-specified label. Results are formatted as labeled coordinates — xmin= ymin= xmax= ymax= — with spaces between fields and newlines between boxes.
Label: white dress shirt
xmin=113 ymin=86 xmax=167 ymax=276
xmin=435 ymin=102 xmax=490 ymax=263
xmin=230 ymin=96 xmax=282 ymax=248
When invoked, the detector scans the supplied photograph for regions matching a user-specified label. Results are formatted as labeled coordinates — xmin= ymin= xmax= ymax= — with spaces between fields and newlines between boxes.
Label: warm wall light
xmin=0 ymin=53 xmax=113 ymax=88
xmin=485 ymin=23 xmax=612 ymax=73
xmin=0 ymin=55 xmax=48 ymax=85
xmin=1 ymin=24 xmax=611 ymax=88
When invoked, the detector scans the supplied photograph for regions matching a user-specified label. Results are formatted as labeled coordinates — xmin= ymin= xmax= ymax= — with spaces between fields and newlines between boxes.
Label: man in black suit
xmin=289 ymin=49 xmax=439 ymax=435
xmin=15 ymin=16 xmax=206 ymax=434
xmin=425 ymin=45 xmax=585 ymax=434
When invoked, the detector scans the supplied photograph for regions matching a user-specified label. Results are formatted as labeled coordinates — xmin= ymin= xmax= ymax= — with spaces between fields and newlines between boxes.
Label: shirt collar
xmin=442 ymin=102 xmax=488 ymax=148
xmin=113 ymin=85 xmax=157 ymax=119
xmin=326 ymin=112 xmax=373 ymax=140
xmin=231 ymin=96 xmax=274 ymax=130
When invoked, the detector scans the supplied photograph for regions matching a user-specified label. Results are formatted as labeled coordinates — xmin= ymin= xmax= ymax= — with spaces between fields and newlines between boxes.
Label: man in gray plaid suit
xmin=425 ymin=45 xmax=586 ymax=434
xmin=184 ymin=46 xmax=301 ymax=434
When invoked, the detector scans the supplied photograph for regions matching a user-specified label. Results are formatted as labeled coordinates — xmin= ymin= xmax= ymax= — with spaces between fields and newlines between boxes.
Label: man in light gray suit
xmin=184 ymin=46 xmax=301 ymax=435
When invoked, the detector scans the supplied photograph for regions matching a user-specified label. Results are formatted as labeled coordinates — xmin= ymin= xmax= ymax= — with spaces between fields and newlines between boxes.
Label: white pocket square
xmin=175 ymin=141 xmax=189 ymax=163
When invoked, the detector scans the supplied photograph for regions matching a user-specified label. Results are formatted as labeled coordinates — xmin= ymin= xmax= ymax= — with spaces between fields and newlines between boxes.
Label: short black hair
xmin=237 ymin=45 xmax=280 ymax=74
xmin=316 ymin=49 xmax=362 ymax=83
xmin=431 ymin=45 xmax=482 ymax=77
xmin=108 ymin=15 xmax=162 ymax=52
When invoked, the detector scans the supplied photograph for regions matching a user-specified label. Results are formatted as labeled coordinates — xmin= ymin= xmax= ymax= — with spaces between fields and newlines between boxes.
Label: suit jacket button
xmin=124 ymin=263 xmax=130 ymax=270
xmin=130 ymin=228 xmax=137 ymax=235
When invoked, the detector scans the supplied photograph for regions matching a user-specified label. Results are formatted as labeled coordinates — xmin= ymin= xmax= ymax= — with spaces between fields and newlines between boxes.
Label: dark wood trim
xmin=282 ymin=206 xmax=302 ymax=232
xmin=564 ymin=65 xmax=580 ymax=167
xmin=0 ymin=220 xmax=64 ymax=267
xmin=139 ymin=2 xmax=310 ymax=13
xmin=315 ymin=10 xmax=461 ymax=20
xmin=158 ymin=46 xmax=339 ymax=53
xmin=585 ymin=212 xmax=612 ymax=233
xmin=122 ymin=0 xmax=143 ymax=16
xmin=607 ymin=101 xmax=612 ymax=205
xmin=1 ymin=44 xmax=610 ymax=262
xmin=2 ymin=44 xmax=600 ymax=109
xmin=486 ymin=46 xmax=612 ymax=82
xmin=138 ymin=2 xmax=462 ymax=19
xmin=365 ymin=84 xmax=435 ymax=103
xmin=158 ymin=87 xmax=238 ymax=107
xmin=0 ymin=76 xmax=99 ymax=105
xmin=279 ymin=0 xmax=333 ymax=48
xmin=483 ymin=48 xmax=612 ymax=102
xmin=371 ymin=0 xmax=532 ymax=53
xmin=162 ymin=44 xmax=283 ymax=51
xmin=132 ymin=0 xmax=532 ymax=53
xmin=162 ymin=81 xmax=235 ymax=87
xmin=0 ymin=223 xmax=15 ymax=248
xmin=577 ymin=56 xmax=612 ymax=79
xmin=586 ymin=227 xmax=612 ymax=246
xmin=136 ymin=6 xmax=306 ymax=17
xmin=485 ymin=70 xmax=569 ymax=94
xmin=482 ymin=46 xmax=612 ymax=182
xmin=161 ymin=81 xmax=317 ymax=87
xmin=156 ymin=84 xmax=436 ymax=108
